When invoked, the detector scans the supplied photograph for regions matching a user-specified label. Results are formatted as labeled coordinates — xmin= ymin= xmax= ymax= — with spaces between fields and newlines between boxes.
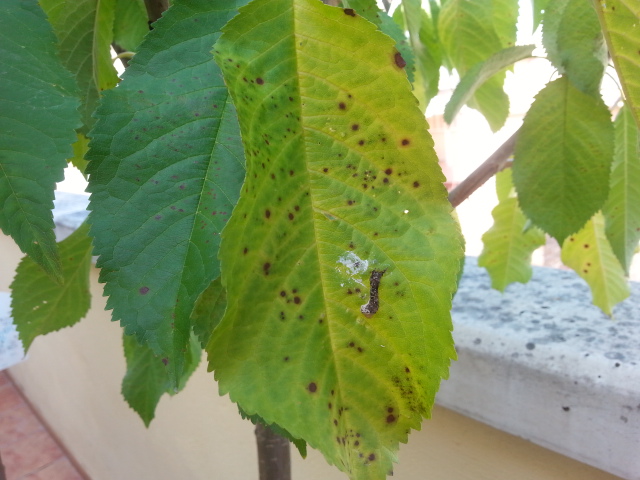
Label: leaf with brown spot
xmin=561 ymin=212 xmax=629 ymax=315
xmin=210 ymin=1 xmax=463 ymax=478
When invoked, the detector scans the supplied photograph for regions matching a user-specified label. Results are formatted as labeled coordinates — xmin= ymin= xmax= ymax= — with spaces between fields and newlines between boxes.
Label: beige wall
xmin=0 ymin=235 xmax=623 ymax=480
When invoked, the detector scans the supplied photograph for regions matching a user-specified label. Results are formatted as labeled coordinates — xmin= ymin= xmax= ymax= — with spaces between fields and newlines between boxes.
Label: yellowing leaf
xmin=478 ymin=170 xmax=546 ymax=291
xmin=209 ymin=1 xmax=463 ymax=478
xmin=603 ymin=105 xmax=640 ymax=274
xmin=595 ymin=0 xmax=640 ymax=128
xmin=561 ymin=212 xmax=630 ymax=315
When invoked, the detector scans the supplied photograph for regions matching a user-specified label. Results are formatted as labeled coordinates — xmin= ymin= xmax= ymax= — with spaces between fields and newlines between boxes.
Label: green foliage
xmin=478 ymin=170 xmax=546 ymax=291
xmin=191 ymin=277 xmax=226 ymax=348
xmin=444 ymin=45 xmax=535 ymax=124
xmin=208 ymin=0 xmax=463 ymax=477
xmin=513 ymin=76 xmax=614 ymax=243
xmin=561 ymin=212 xmax=630 ymax=315
xmin=122 ymin=331 xmax=201 ymax=426
xmin=87 ymin=0 xmax=246 ymax=384
xmin=594 ymin=0 xmax=640 ymax=127
xmin=0 ymin=0 xmax=82 ymax=282
xmin=397 ymin=0 xmax=442 ymax=108
xmin=113 ymin=0 xmax=148 ymax=51
xmin=439 ymin=0 xmax=518 ymax=131
xmin=3 ymin=0 xmax=640 ymax=477
xmin=39 ymin=0 xmax=119 ymax=132
xmin=11 ymin=223 xmax=92 ymax=350
xmin=542 ymin=0 xmax=607 ymax=95
xmin=603 ymin=105 xmax=640 ymax=274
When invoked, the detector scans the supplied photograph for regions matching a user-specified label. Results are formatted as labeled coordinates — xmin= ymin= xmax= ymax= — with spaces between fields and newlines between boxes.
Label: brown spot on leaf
xmin=385 ymin=168 xmax=392 ymax=175
xmin=386 ymin=414 xmax=396 ymax=423
xmin=339 ymin=102 xmax=346 ymax=110
xmin=139 ymin=287 xmax=150 ymax=295
xmin=401 ymin=138 xmax=410 ymax=146
xmin=368 ymin=454 xmax=376 ymax=461
xmin=161 ymin=358 xmax=168 ymax=366
xmin=256 ymin=77 xmax=264 ymax=85
xmin=413 ymin=181 xmax=420 ymax=188
xmin=344 ymin=8 xmax=356 ymax=16
xmin=280 ymin=291 xmax=286 ymax=297
xmin=265 ymin=209 xmax=271 ymax=219
xmin=308 ymin=382 xmax=317 ymax=393
xmin=394 ymin=51 xmax=406 ymax=69
xmin=263 ymin=262 xmax=271 ymax=275
xmin=351 ymin=124 xmax=360 ymax=131
xmin=294 ymin=296 xmax=301 ymax=304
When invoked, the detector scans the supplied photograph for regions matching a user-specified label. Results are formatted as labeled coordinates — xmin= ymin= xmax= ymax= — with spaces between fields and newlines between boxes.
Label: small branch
xmin=255 ymin=423 xmax=291 ymax=480
xmin=143 ymin=0 xmax=169 ymax=25
xmin=448 ymin=129 xmax=519 ymax=208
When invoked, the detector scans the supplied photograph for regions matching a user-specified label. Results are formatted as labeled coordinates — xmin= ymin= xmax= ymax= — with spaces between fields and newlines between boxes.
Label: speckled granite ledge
xmin=5 ymin=192 xmax=639 ymax=479
xmin=442 ymin=257 xmax=639 ymax=480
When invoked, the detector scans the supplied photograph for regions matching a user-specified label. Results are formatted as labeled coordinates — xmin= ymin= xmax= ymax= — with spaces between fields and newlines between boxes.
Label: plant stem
xmin=0 ymin=449 xmax=6 ymax=480
xmin=255 ymin=423 xmax=291 ymax=480
xmin=143 ymin=0 xmax=169 ymax=24
xmin=448 ymin=129 xmax=519 ymax=208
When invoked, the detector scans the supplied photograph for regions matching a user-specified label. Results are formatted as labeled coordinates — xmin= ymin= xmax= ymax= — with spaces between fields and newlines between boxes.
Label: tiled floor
xmin=0 ymin=371 xmax=85 ymax=480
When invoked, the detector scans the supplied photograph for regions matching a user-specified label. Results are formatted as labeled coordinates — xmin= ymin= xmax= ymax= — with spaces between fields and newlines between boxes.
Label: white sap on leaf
xmin=337 ymin=252 xmax=368 ymax=284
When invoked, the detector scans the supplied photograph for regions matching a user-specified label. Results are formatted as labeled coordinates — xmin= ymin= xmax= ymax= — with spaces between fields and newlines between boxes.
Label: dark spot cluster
xmin=347 ymin=341 xmax=364 ymax=353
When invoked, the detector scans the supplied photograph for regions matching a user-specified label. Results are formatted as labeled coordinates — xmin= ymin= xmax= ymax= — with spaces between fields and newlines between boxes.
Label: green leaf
xmin=444 ymin=45 xmax=535 ymax=124
xmin=69 ymin=133 xmax=90 ymax=174
xmin=594 ymin=0 xmax=640 ymax=128
xmin=438 ymin=0 xmax=515 ymax=131
xmin=209 ymin=1 xmax=464 ymax=478
xmin=561 ymin=212 xmax=630 ymax=315
xmin=122 ymin=332 xmax=201 ymax=427
xmin=10 ymin=223 xmax=92 ymax=351
xmin=478 ymin=170 xmax=546 ymax=291
xmin=400 ymin=0 xmax=441 ymax=108
xmin=238 ymin=408 xmax=308 ymax=459
xmin=513 ymin=77 xmax=614 ymax=243
xmin=191 ymin=277 xmax=226 ymax=349
xmin=341 ymin=0 xmax=415 ymax=84
xmin=603 ymin=105 xmax=640 ymax=274
xmin=542 ymin=0 xmax=607 ymax=95
xmin=113 ymin=0 xmax=148 ymax=51
xmin=594 ymin=0 xmax=640 ymax=126
xmin=0 ymin=0 xmax=82 ymax=282
xmin=87 ymin=0 xmax=246 ymax=384
xmin=39 ymin=0 xmax=119 ymax=132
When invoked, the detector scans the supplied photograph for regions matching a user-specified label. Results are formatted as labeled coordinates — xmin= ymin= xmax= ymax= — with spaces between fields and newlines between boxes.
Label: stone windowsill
xmin=2 ymin=191 xmax=638 ymax=480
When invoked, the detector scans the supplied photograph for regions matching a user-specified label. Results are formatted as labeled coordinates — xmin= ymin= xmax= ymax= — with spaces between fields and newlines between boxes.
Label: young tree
xmin=1 ymin=0 xmax=638 ymax=478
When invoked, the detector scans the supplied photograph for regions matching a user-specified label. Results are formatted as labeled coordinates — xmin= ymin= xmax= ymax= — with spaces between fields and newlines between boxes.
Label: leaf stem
xmin=255 ymin=423 xmax=291 ymax=480
xmin=448 ymin=129 xmax=519 ymax=208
